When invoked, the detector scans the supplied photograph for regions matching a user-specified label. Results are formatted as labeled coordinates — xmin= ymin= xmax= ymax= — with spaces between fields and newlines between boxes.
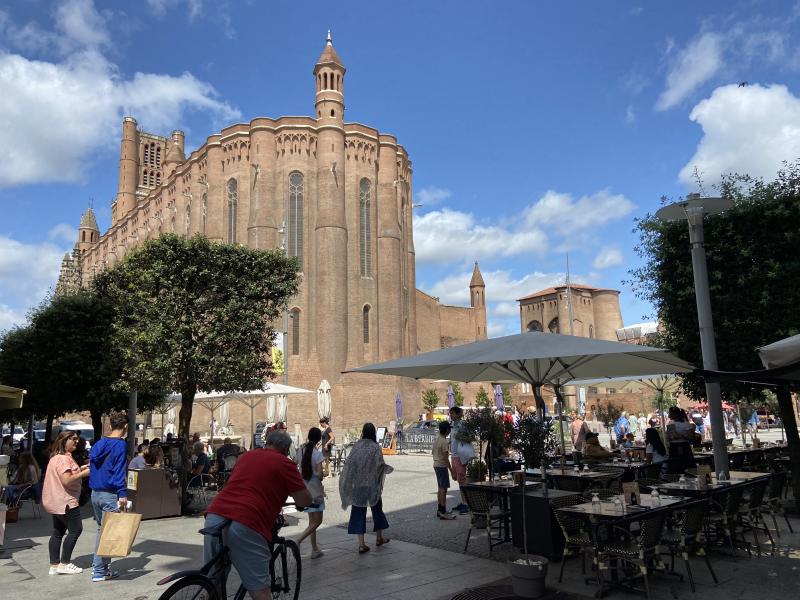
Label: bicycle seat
xmin=199 ymin=518 xmax=231 ymax=537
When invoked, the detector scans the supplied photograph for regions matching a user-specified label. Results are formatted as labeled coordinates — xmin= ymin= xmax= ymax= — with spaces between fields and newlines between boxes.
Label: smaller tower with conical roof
xmin=77 ymin=206 xmax=99 ymax=254
xmin=163 ymin=130 xmax=185 ymax=177
xmin=314 ymin=30 xmax=346 ymax=123
xmin=469 ymin=260 xmax=488 ymax=338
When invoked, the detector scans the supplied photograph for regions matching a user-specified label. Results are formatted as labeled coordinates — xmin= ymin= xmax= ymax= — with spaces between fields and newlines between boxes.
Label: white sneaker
xmin=49 ymin=566 xmax=58 ymax=575
xmin=56 ymin=563 xmax=83 ymax=575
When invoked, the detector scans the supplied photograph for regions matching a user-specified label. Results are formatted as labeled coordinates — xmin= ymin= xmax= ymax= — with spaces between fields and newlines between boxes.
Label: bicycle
xmin=156 ymin=504 xmax=303 ymax=600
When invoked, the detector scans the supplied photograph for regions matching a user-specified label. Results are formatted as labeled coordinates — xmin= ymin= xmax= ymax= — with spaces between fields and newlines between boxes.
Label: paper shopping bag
xmin=96 ymin=511 xmax=142 ymax=557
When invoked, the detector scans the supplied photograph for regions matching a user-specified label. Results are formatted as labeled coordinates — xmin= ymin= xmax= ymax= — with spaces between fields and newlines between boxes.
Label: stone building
xmin=57 ymin=35 xmax=487 ymax=440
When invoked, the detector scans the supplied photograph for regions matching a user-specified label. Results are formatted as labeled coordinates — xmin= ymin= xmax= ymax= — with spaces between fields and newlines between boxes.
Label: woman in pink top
xmin=43 ymin=431 xmax=90 ymax=575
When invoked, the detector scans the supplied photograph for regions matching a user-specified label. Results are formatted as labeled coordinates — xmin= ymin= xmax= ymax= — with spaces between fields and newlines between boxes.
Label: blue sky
xmin=3 ymin=0 xmax=800 ymax=336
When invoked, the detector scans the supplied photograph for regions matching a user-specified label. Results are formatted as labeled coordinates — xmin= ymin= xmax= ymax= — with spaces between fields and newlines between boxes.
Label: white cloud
xmin=625 ymin=105 xmax=637 ymax=124
xmin=48 ymin=223 xmax=78 ymax=245
xmin=656 ymin=32 xmax=724 ymax=111
xmin=414 ymin=188 xmax=634 ymax=264
xmin=492 ymin=302 xmax=520 ymax=318
xmin=0 ymin=1 xmax=240 ymax=188
xmin=592 ymin=247 xmax=624 ymax=269
xmin=424 ymin=269 xmax=567 ymax=306
xmin=522 ymin=189 xmax=635 ymax=236
xmin=678 ymin=83 xmax=800 ymax=186
xmin=413 ymin=208 xmax=548 ymax=264
xmin=147 ymin=0 xmax=204 ymax=20
xmin=414 ymin=186 xmax=452 ymax=206
xmin=0 ymin=235 xmax=69 ymax=332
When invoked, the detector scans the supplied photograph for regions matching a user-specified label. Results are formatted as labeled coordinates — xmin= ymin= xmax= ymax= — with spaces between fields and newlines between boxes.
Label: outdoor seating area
xmin=456 ymin=440 xmax=796 ymax=598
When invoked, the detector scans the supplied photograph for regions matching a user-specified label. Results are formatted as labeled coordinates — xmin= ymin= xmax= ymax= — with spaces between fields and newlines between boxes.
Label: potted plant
xmin=465 ymin=459 xmax=488 ymax=482
xmin=462 ymin=407 xmax=513 ymax=477
xmin=507 ymin=413 xmax=556 ymax=599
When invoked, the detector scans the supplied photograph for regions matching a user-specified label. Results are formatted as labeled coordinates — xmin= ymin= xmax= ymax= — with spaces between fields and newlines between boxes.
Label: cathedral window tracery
xmin=290 ymin=308 xmax=300 ymax=355
xmin=288 ymin=171 xmax=304 ymax=269
xmin=363 ymin=305 xmax=370 ymax=344
xmin=359 ymin=178 xmax=372 ymax=277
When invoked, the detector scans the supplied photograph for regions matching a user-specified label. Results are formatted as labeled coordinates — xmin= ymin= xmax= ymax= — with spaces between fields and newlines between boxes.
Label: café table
xmin=462 ymin=480 xmax=541 ymax=542
xmin=556 ymin=494 xmax=686 ymax=596
xmin=656 ymin=471 xmax=770 ymax=497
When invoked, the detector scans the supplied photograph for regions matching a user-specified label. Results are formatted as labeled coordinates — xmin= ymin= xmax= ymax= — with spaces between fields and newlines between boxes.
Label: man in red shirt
xmin=203 ymin=431 xmax=311 ymax=600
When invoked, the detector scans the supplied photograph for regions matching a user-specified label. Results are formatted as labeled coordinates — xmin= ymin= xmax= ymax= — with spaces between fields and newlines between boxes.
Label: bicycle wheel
xmin=270 ymin=540 xmax=301 ymax=600
xmin=158 ymin=574 xmax=218 ymax=600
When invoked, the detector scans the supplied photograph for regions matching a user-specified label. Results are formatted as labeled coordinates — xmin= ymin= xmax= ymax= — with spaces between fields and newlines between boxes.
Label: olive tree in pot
xmin=508 ymin=413 xmax=556 ymax=599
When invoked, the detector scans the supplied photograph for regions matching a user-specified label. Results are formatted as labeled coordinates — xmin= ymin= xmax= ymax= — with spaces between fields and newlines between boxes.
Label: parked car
xmin=407 ymin=420 xmax=440 ymax=432
xmin=52 ymin=420 xmax=95 ymax=447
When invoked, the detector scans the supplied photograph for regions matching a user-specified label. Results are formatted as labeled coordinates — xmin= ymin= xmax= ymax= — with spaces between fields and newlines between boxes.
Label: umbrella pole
xmin=554 ymin=387 xmax=566 ymax=475
xmin=250 ymin=402 xmax=255 ymax=450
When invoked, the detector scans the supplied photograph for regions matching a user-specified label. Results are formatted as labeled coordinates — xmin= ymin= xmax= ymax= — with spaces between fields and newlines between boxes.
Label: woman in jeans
xmin=42 ymin=431 xmax=90 ymax=575
xmin=339 ymin=423 xmax=393 ymax=553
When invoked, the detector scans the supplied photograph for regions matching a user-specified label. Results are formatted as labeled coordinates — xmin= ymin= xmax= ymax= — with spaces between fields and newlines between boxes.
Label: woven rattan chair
xmin=762 ymin=470 xmax=794 ymax=537
xmin=462 ymin=487 xmax=510 ymax=553
xmin=551 ymin=495 xmax=592 ymax=583
xmin=738 ymin=478 xmax=775 ymax=555
xmin=597 ymin=511 xmax=667 ymax=599
xmin=661 ymin=500 xmax=718 ymax=592
xmin=589 ymin=465 xmax=625 ymax=491
xmin=704 ymin=486 xmax=746 ymax=554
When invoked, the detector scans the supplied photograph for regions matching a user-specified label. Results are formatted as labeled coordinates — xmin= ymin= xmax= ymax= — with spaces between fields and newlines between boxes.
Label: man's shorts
xmin=203 ymin=513 xmax=271 ymax=591
xmin=434 ymin=466 xmax=450 ymax=490
xmin=450 ymin=456 xmax=466 ymax=485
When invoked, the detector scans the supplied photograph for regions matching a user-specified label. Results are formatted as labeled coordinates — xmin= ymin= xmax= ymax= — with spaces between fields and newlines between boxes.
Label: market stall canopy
xmin=0 ymin=384 xmax=26 ymax=411
xmin=346 ymin=332 xmax=694 ymax=386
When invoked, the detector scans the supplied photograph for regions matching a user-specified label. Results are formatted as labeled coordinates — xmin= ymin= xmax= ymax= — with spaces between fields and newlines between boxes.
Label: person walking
xmin=569 ymin=413 xmax=590 ymax=452
xmin=295 ymin=427 xmax=325 ymax=559
xmin=448 ymin=406 xmax=472 ymax=515
xmin=42 ymin=431 xmax=90 ymax=575
xmin=627 ymin=411 xmax=639 ymax=441
xmin=89 ymin=410 xmax=129 ymax=582
xmin=339 ymin=423 xmax=393 ymax=554
xmin=319 ymin=417 xmax=335 ymax=479
xmin=432 ymin=421 xmax=457 ymax=519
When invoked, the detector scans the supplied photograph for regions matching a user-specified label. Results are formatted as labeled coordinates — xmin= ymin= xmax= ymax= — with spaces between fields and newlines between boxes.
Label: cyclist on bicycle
xmin=203 ymin=431 xmax=311 ymax=600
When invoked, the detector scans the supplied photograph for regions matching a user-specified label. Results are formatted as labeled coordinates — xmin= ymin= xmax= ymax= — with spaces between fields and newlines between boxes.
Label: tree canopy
xmin=95 ymin=234 xmax=300 ymax=438
xmin=630 ymin=166 xmax=800 ymax=400
xmin=475 ymin=386 xmax=491 ymax=408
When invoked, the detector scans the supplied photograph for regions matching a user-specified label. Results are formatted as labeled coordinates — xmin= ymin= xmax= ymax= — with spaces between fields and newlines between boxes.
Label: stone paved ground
xmin=3 ymin=441 xmax=800 ymax=600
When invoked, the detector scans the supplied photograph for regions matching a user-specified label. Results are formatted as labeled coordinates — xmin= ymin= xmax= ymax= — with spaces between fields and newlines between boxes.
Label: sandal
xmin=358 ymin=545 xmax=370 ymax=554
xmin=376 ymin=538 xmax=390 ymax=547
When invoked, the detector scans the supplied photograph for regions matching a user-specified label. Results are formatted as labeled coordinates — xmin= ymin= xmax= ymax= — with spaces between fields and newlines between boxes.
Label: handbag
xmin=96 ymin=510 xmax=142 ymax=557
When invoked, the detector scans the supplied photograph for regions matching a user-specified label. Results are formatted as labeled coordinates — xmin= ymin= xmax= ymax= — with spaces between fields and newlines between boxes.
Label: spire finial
xmin=327 ymin=30 xmax=332 ymax=45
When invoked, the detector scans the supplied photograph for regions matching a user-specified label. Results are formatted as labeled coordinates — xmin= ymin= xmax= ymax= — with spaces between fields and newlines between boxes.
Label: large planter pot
xmin=509 ymin=557 xmax=548 ymax=599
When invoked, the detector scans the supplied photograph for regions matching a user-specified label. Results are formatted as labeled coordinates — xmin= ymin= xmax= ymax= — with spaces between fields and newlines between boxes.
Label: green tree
xmin=449 ymin=382 xmax=465 ymax=407
xmin=595 ymin=401 xmax=623 ymax=437
xmin=95 ymin=234 xmax=300 ymax=438
xmin=422 ymin=389 xmax=440 ymax=417
xmin=501 ymin=384 xmax=513 ymax=407
xmin=630 ymin=164 xmax=800 ymax=505
xmin=474 ymin=386 xmax=491 ymax=408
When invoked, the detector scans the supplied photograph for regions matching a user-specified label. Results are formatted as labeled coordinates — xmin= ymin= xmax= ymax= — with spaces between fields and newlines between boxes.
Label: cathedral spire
xmin=314 ymin=31 xmax=345 ymax=122
xmin=470 ymin=260 xmax=485 ymax=288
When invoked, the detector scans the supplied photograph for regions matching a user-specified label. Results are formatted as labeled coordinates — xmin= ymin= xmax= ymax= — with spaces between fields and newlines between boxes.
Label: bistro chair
xmin=641 ymin=463 xmax=664 ymax=480
xmin=660 ymin=500 xmax=718 ymax=592
xmin=551 ymin=495 xmax=592 ymax=583
xmin=596 ymin=511 xmax=667 ymax=600
xmin=762 ymin=470 xmax=794 ymax=537
xmin=330 ymin=443 xmax=351 ymax=476
xmin=738 ymin=478 xmax=775 ymax=555
xmin=704 ymin=486 xmax=746 ymax=555
xmin=550 ymin=474 xmax=590 ymax=493
xmin=462 ymin=487 xmax=510 ymax=553
xmin=729 ymin=452 xmax=746 ymax=470
xmin=187 ymin=474 xmax=216 ymax=510
xmin=589 ymin=466 xmax=625 ymax=491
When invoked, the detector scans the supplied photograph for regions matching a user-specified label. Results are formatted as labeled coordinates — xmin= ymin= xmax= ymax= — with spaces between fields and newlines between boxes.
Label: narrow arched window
xmin=290 ymin=308 xmax=300 ymax=355
xmin=359 ymin=178 xmax=372 ymax=277
xmin=363 ymin=305 xmax=370 ymax=343
xmin=324 ymin=72 xmax=328 ymax=89
xmin=186 ymin=202 xmax=191 ymax=234
xmin=156 ymin=171 xmax=161 ymax=186
xmin=155 ymin=146 xmax=161 ymax=165
xmin=288 ymin=171 xmax=304 ymax=268
xmin=144 ymin=144 xmax=150 ymax=165
xmin=589 ymin=325 xmax=594 ymax=338
xmin=227 ymin=178 xmax=238 ymax=243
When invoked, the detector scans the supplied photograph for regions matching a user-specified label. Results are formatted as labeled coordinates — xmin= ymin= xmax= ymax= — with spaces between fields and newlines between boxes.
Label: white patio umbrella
xmin=317 ymin=380 xmax=332 ymax=421
xmin=265 ymin=395 xmax=277 ymax=423
xmin=348 ymin=332 xmax=693 ymax=394
xmin=276 ymin=394 xmax=288 ymax=423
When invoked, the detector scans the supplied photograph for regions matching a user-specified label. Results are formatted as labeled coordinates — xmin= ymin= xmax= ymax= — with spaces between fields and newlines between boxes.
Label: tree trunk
xmin=45 ymin=413 xmax=54 ymax=443
xmin=178 ymin=382 xmax=197 ymax=440
xmin=90 ymin=409 xmax=103 ymax=444
xmin=776 ymin=385 xmax=800 ymax=512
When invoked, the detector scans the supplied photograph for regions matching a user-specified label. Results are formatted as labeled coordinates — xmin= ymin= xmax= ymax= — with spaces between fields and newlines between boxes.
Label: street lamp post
xmin=656 ymin=193 xmax=734 ymax=479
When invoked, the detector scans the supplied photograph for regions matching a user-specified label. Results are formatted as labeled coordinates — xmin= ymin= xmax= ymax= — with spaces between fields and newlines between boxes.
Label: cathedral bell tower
xmin=313 ymin=32 xmax=349 ymax=382
xmin=470 ymin=260 xmax=488 ymax=339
